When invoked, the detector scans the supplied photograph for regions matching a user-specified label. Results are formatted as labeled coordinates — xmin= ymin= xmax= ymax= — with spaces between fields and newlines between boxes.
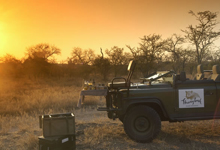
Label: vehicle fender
xmin=121 ymin=97 xmax=169 ymax=119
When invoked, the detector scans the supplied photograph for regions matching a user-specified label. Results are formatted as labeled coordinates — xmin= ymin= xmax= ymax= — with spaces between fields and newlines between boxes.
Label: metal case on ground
xmin=39 ymin=113 xmax=75 ymax=137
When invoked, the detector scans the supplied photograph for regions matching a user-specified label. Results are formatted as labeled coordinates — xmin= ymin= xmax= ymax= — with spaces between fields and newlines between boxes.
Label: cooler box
xmin=39 ymin=113 xmax=75 ymax=137
xmin=38 ymin=135 xmax=76 ymax=150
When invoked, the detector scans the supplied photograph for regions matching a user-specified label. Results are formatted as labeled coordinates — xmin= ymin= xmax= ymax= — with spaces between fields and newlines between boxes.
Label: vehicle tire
xmin=123 ymin=105 xmax=161 ymax=143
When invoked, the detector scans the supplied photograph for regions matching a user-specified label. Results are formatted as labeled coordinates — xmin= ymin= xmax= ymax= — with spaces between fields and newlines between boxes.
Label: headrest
xmin=197 ymin=65 xmax=204 ymax=74
xmin=212 ymin=65 xmax=220 ymax=74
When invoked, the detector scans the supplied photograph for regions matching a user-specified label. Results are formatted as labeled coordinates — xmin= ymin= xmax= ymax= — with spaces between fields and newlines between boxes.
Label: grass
xmin=0 ymin=76 xmax=220 ymax=150
xmin=0 ymin=77 xmax=99 ymax=115
xmin=0 ymin=112 xmax=40 ymax=150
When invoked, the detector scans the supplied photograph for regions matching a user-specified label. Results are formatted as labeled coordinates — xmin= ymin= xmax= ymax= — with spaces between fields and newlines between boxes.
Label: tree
xmin=93 ymin=56 xmax=111 ymax=81
xmin=69 ymin=47 xmax=95 ymax=65
xmin=182 ymin=10 xmax=220 ymax=64
xmin=67 ymin=48 xmax=96 ymax=79
xmin=210 ymin=48 xmax=220 ymax=63
xmin=24 ymin=43 xmax=61 ymax=78
xmin=0 ymin=54 xmax=20 ymax=64
xmin=179 ymin=48 xmax=196 ymax=73
xmin=127 ymin=34 xmax=166 ymax=76
xmin=165 ymin=34 xmax=185 ymax=72
xmin=105 ymin=46 xmax=128 ymax=77
xmin=0 ymin=54 xmax=22 ymax=77
xmin=26 ymin=43 xmax=61 ymax=63
xmin=23 ymin=56 xmax=50 ymax=78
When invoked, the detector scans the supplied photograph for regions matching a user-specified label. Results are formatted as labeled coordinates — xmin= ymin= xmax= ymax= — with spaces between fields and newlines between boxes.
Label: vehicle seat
xmin=194 ymin=64 xmax=204 ymax=80
xmin=210 ymin=65 xmax=220 ymax=81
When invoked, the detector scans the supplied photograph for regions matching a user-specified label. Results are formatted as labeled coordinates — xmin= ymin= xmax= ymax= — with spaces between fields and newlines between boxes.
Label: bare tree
xmin=165 ymin=34 xmax=185 ymax=72
xmin=182 ymin=10 xmax=220 ymax=64
xmin=67 ymin=47 xmax=96 ymax=79
xmin=70 ymin=47 xmax=95 ymax=65
xmin=105 ymin=46 xmax=128 ymax=77
xmin=127 ymin=34 xmax=166 ymax=76
xmin=180 ymin=48 xmax=196 ymax=72
xmin=93 ymin=56 xmax=111 ymax=81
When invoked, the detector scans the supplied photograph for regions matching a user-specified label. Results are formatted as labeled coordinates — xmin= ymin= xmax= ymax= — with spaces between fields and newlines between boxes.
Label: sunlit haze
xmin=1 ymin=0 xmax=220 ymax=62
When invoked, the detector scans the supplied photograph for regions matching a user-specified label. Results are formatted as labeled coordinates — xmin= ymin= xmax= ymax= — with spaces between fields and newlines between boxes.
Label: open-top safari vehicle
xmin=97 ymin=60 xmax=220 ymax=143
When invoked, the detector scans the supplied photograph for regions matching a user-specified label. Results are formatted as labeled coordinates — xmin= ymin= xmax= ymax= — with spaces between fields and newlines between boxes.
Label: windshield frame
xmin=140 ymin=71 xmax=175 ymax=82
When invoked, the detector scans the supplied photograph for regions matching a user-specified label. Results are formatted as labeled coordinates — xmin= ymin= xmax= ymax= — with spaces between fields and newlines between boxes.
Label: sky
xmin=1 ymin=0 xmax=220 ymax=62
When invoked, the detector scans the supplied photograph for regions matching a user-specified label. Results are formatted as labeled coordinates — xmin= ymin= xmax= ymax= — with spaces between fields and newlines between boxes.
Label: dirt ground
xmin=74 ymin=108 xmax=220 ymax=150
xmin=1 ymin=107 xmax=220 ymax=150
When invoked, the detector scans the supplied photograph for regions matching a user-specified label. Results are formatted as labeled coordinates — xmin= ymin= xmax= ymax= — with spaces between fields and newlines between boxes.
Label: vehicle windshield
xmin=140 ymin=71 xmax=175 ymax=82
xmin=145 ymin=71 xmax=171 ymax=80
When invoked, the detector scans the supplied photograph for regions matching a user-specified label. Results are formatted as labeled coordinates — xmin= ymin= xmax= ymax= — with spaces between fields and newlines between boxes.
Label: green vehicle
xmin=97 ymin=60 xmax=220 ymax=143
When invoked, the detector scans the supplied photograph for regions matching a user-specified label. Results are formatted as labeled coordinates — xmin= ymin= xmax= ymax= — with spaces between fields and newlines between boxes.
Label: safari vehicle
xmin=97 ymin=61 xmax=220 ymax=143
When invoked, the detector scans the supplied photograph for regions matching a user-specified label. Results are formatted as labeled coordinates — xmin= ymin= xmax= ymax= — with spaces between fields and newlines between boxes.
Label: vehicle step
xmin=97 ymin=107 xmax=108 ymax=111
xmin=97 ymin=107 xmax=120 ymax=111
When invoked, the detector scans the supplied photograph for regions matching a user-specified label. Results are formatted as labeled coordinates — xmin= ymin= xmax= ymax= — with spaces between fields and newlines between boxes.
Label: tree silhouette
xmin=69 ymin=47 xmax=95 ymax=65
xmin=182 ymin=10 xmax=220 ymax=64
xmin=165 ymin=34 xmax=185 ymax=72
xmin=0 ymin=54 xmax=22 ymax=77
xmin=93 ymin=56 xmax=111 ymax=81
xmin=26 ymin=43 xmax=61 ymax=61
xmin=24 ymin=43 xmax=61 ymax=78
xmin=127 ymin=34 xmax=166 ymax=76
xmin=179 ymin=48 xmax=196 ymax=73
xmin=105 ymin=46 xmax=128 ymax=77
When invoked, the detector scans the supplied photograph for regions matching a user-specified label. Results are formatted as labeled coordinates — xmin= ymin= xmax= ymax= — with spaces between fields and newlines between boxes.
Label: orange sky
xmin=1 ymin=0 xmax=220 ymax=62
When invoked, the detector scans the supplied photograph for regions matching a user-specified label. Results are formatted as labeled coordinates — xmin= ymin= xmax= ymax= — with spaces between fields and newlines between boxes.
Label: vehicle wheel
xmin=123 ymin=105 xmax=161 ymax=143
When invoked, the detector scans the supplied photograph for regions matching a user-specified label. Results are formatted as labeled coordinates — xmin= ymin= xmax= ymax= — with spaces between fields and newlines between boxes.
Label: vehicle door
xmin=174 ymin=80 xmax=217 ymax=120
